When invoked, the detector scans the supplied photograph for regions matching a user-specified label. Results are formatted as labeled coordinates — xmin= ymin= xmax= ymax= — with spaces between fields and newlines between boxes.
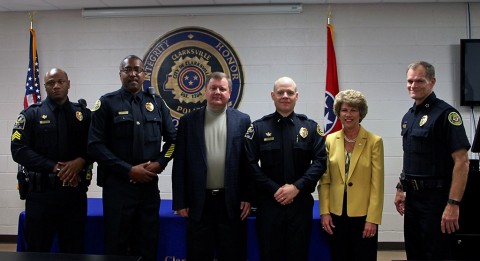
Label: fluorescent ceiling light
xmin=82 ymin=4 xmax=303 ymax=18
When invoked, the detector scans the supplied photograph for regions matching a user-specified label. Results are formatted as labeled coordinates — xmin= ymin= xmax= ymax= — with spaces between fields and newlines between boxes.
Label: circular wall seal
xmin=143 ymin=26 xmax=245 ymax=126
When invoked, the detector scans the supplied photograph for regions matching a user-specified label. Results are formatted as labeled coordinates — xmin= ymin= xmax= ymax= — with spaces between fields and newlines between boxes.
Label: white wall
xmin=1 ymin=3 xmax=479 ymax=242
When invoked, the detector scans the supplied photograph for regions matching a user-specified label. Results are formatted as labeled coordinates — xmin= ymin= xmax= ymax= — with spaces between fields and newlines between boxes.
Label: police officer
xmin=394 ymin=61 xmax=470 ymax=260
xmin=245 ymin=76 xmax=327 ymax=261
xmin=88 ymin=55 xmax=176 ymax=261
xmin=11 ymin=68 xmax=91 ymax=253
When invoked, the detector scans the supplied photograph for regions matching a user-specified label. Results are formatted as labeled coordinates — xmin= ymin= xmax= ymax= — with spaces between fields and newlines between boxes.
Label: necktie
xmin=281 ymin=118 xmax=294 ymax=183
xmin=131 ymin=95 xmax=144 ymax=162
xmin=57 ymin=105 xmax=68 ymax=159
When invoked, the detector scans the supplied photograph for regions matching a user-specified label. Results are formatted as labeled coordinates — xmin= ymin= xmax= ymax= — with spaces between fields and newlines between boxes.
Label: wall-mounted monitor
xmin=460 ymin=39 xmax=480 ymax=106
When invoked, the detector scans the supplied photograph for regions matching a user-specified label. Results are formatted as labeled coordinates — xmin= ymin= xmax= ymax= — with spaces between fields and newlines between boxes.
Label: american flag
xmin=24 ymin=28 xmax=41 ymax=109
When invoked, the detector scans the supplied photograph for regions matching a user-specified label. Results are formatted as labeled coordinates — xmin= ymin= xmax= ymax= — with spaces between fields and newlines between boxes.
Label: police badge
xmin=145 ymin=102 xmax=154 ymax=112
xmin=419 ymin=115 xmax=428 ymax=127
xmin=76 ymin=111 xmax=83 ymax=121
xmin=299 ymin=127 xmax=308 ymax=139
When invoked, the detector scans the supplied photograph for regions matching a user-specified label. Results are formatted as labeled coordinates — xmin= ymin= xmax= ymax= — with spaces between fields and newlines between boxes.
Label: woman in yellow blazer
xmin=318 ymin=90 xmax=384 ymax=261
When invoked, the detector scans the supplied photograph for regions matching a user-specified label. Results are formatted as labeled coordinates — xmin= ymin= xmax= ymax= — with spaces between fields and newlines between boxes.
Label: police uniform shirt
xmin=401 ymin=92 xmax=470 ymax=177
xmin=11 ymin=96 xmax=91 ymax=174
xmin=88 ymin=87 xmax=176 ymax=177
xmin=244 ymin=111 xmax=327 ymax=195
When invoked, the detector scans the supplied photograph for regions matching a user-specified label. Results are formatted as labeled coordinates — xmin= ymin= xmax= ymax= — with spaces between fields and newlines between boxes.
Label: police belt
xmin=26 ymin=171 xmax=86 ymax=191
xmin=401 ymin=174 xmax=448 ymax=191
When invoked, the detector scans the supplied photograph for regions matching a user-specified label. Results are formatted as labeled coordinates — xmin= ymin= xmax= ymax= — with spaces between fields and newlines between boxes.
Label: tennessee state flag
xmin=323 ymin=23 xmax=341 ymax=135
xmin=24 ymin=28 xmax=41 ymax=109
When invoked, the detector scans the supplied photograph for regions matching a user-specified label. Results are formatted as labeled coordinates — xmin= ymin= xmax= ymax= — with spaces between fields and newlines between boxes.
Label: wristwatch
xmin=447 ymin=198 xmax=461 ymax=205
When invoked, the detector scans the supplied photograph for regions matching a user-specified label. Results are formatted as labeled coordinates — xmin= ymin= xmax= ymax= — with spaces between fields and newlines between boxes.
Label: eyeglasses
xmin=120 ymin=67 xmax=144 ymax=74
xmin=45 ymin=79 xmax=67 ymax=87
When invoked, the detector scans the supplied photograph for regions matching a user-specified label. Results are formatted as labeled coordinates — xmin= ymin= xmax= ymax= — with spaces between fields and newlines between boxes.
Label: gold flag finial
xmin=327 ymin=6 xmax=332 ymax=25
xmin=27 ymin=11 xmax=36 ymax=29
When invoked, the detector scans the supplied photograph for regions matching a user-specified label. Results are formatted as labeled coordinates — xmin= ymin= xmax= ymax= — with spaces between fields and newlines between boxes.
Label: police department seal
xmin=143 ymin=27 xmax=245 ymax=126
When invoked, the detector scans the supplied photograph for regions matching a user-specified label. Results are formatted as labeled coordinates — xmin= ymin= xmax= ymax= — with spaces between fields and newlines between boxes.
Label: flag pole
xmin=323 ymin=6 xmax=341 ymax=135
xmin=27 ymin=11 xmax=36 ymax=30
xmin=24 ymin=11 xmax=41 ymax=108
xmin=327 ymin=6 xmax=332 ymax=25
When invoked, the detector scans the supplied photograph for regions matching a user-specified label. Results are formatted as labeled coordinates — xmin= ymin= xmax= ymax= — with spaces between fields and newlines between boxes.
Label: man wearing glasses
xmin=88 ymin=55 xmax=176 ymax=261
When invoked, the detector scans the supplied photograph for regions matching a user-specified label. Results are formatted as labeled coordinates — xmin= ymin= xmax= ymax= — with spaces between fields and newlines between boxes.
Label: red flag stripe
xmin=323 ymin=23 xmax=342 ymax=135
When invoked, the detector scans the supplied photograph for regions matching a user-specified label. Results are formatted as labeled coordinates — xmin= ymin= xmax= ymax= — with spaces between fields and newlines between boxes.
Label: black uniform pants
xmin=329 ymin=214 xmax=378 ymax=261
xmin=404 ymin=188 xmax=455 ymax=260
xmin=329 ymin=194 xmax=377 ymax=261
xmin=186 ymin=191 xmax=246 ymax=261
xmin=25 ymin=186 xmax=87 ymax=253
xmin=256 ymin=193 xmax=313 ymax=261
xmin=102 ymin=174 xmax=160 ymax=261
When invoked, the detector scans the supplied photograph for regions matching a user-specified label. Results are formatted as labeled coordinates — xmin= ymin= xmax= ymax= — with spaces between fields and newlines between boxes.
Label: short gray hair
xmin=406 ymin=61 xmax=435 ymax=80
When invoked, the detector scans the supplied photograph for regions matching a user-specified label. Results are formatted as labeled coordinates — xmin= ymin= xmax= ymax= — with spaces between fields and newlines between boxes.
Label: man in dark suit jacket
xmin=172 ymin=72 xmax=252 ymax=261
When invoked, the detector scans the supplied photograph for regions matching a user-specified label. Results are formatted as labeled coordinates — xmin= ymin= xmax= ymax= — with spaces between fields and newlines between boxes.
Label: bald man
xmin=11 ymin=68 xmax=92 ymax=253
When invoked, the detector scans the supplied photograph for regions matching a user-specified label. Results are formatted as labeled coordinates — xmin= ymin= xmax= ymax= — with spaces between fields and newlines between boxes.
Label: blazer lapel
xmin=347 ymin=126 xmax=367 ymax=180
xmin=335 ymin=131 xmax=347 ymax=183
xmin=195 ymin=107 xmax=207 ymax=166
xmin=225 ymin=108 xmax=233 ymax=164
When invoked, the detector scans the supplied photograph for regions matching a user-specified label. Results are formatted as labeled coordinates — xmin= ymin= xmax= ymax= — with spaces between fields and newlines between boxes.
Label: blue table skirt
xmin=17 ymin=198 xmax=330 ymax=261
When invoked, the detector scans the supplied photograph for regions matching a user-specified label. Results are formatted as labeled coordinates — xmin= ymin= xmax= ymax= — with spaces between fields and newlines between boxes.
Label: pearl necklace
xmin=344 ymin=136 xmax=357 ymax=143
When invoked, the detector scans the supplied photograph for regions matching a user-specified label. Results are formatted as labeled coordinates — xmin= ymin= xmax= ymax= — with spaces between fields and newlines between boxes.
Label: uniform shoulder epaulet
xmin=257 ymin=113 xmax=275 ymax=122
xmin=22 ymin=102 xmax=42 ymax=113
xmin=103 ymin=89 xmax=122 ymax=98
xmin=296 ymin=113 xmax=308 ymax=120
xmin=102 ymin=93 xmax=115 ymax=98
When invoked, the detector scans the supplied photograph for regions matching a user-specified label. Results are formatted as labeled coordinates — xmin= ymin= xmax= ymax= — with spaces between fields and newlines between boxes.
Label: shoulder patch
xmin=92 ymin=100 xmax=101 ymax=112
xmin=13 ymin=114 xmax=26 ymax=130
xmin=245 ymin=125 xmax=255 ymax=140
xmin=316 ymin=124 xmax=325 ymax=136
xmin=448 ymin=112 xmax=462 ymax=126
